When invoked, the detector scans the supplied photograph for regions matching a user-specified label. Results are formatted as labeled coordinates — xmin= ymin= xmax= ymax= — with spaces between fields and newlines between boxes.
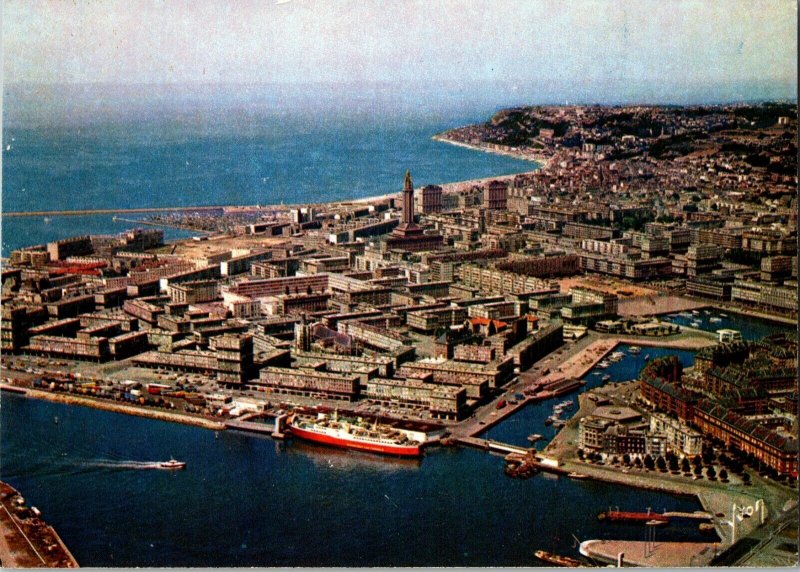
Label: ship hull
xmin=289 ymin=424 xmax=422 ymax=458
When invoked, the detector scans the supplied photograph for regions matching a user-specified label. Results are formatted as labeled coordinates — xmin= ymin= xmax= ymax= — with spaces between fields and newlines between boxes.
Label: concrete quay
xmin=0 ymin=482 xmax=79 ymax=568
xmin=618 ymin=295 xmax=709 ymax=317
xmin=580 ymin=539 xmax=719 ymax=567
xmin=11 ymin=386 xmax=226 ymax=431
xmin=451 ymin=330 xmax=715 ymax=441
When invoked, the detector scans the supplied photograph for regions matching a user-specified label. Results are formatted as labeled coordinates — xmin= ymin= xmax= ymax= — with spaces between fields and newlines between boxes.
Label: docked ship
xmin=597 ymin=508 xmax=669 ymax=524
xmin=288 ymin=411 xmax=423 ymax=457
xmin=534 ymin=550 xmax=584 ymax=567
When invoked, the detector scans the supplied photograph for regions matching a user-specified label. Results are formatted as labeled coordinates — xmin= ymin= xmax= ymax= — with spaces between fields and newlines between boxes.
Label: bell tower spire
xmin=402 ymin=170 xmax=414 ymax=225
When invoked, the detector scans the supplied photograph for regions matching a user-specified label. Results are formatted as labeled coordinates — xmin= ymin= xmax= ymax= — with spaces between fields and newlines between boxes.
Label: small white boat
xmin=643 ymin=354 xmax=651 ymax=361
xmin=691 ymin=310 xmax=700 ymax=315
xmin=568 ymin=472 xmax=589 ymax=480
xmin=601 ymin=374 xmax=611 ymax=382
xmin=709 ymin=317 xmax=722 ymax=323
xmin=690 ymin=321 xmax=701 ymax=328
xmin=628 ymin=346 xmax=641 ymax=355
xmin=720 ymin=313 xmax=728 ymax=318
xmin=159 ymin=459 xmax=186 ymax=470
xmin=596 ymin=361 xmax=610 ymax=369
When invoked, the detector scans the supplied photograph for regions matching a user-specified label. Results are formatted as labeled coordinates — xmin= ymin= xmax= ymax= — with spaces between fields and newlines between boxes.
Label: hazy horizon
xmin=4 ymin=79 xmax=797 ymax=130
xmin=4 ymin=1 xmax=796 ymax=104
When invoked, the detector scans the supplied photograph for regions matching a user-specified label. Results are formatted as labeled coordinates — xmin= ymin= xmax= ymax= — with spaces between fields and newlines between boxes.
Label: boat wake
xmin=82 ymin=459 xmax=166 ymax=471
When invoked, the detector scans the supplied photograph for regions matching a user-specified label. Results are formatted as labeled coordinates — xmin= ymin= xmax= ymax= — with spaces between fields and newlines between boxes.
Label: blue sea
xmin=2 ymin=83 xmax=536 ymax=255
xmin=1 ymin=392 xmax=711 ymax=567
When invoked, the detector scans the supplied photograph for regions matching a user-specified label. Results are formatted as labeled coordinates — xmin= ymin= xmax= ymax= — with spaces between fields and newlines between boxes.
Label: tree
xmin=634 ymin=458 xmax=643 ymax=469
xmin=623 ymin=453 xmax=631 ymax=466
xmin=694 ymin=465 xmax=703 ymax=478
xmin=719 ymin=469 xmax=729 ymax=482
xmin=668 ymin=456 xmax=679 ymax=473
xmin=644 ymin=455 xmax=655 ymax=471
xmin=692 ymin=455 xmax=702 ymax=468
xmin=577 ymin=449 xmax=585 ymax=460
xmin=741 ymin=472 xmax=751 ymax=485
xmin=681 ymin=458 xmax=691 ymax=473
xmin=656 ymin=456 xmax=667 ymax=472
xmin=706 ymin=466 xmax=717 ymax=480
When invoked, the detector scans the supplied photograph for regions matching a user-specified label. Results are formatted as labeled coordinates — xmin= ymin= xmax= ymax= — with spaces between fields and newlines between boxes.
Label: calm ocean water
xmin=661 ymin=308 xmax=793 ymax=341
xmin=2 ymin=84 xmax=535 ymax=255
xmin=1 ymin=392 xmax=710 ymax=567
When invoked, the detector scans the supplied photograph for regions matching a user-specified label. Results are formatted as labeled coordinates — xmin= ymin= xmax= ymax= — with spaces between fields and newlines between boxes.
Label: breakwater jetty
xmin=7 ymin=385 xmax=226 ymax=431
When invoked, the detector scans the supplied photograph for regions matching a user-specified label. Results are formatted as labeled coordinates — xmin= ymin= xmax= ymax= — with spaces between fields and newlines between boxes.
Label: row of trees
xmin=577 ymin=449 xmax=742 ymax=483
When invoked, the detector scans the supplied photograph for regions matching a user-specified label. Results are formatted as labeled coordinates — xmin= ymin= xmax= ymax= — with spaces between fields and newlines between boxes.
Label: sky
xmin=2 ymin=1 xmax=798 ymax=101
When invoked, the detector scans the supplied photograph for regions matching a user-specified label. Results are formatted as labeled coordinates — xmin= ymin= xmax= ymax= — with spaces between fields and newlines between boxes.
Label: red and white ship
xmin=288 ymin=411 xmax=423 ymax=457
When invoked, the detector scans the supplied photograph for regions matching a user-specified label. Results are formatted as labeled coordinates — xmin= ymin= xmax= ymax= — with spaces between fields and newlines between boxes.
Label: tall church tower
xmin=402 ymin=170 xmax=414 ymax=225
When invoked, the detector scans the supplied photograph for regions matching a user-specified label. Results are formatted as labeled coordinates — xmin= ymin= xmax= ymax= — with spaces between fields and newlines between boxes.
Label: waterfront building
xmin=398 ymin=356 xmax=514 ymax=398
xmin=686 ymin=275 xmax=733 ymax=301
xmin=731 ymin=280 xmax=798 ymax=313
xmin=649 ymin=412 xmax=703 ymax=457
xmin=364 ymin=378 xmax=466 ymax=420
xmin=692 ymin=400 xmax=798 ymax=477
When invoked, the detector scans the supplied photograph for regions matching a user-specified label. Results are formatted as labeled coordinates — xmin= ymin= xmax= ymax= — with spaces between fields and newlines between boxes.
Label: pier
xmin=0 ymin=482 xmax=79 ymax=568
xmin=1 ymin=205 xmax=229 ymax=218
xmin=579 ymin=539 xmax=719 ymax=567
xmin=454 ymin=436 xmax=530 ymax=456
xmin=224 ymin=412 xmax=288 ymax=439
